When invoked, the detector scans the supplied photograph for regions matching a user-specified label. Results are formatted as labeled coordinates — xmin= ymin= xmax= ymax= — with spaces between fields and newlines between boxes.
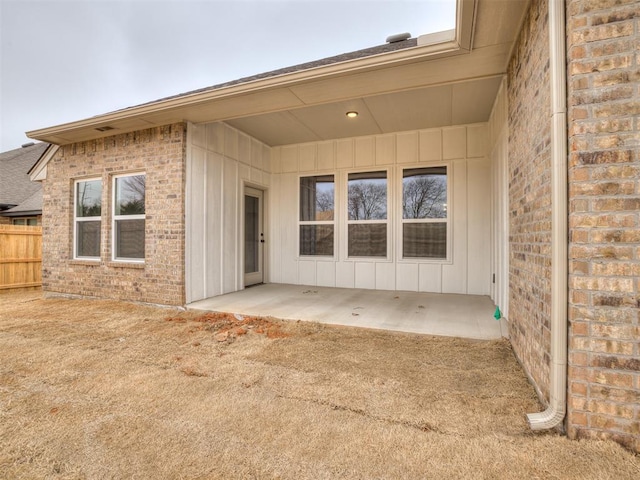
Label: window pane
xmin=76 ymin=180 xmax=102 ymax=217
xmin=300 ymin=225 xmax=334 ymax=256
xmin=77 ymin=221 xmax=101 ymax=257
xmin=12 ymin=219 xmax=25 ymax=226
xmin=300 ymin=175 xmax=334 ymax=221
xmin=115 ymin=175 xmax=145 ymax=215
xmin=403 ymin=223 xmax=447 ymax=258
xmin=115 ymin=219 xmax=145 ymax=259
xmin=348 ymin=224 xmax=386 ymax=257
xmin=244 ymin=195 xmax=259 ymax=274
xmin=403 ymin=167 xmax=447 ymax=219
xmin=27 ymin=218 xmax=37 ymax=226
xmin=348 ymin=171 xmax=387 ymax=220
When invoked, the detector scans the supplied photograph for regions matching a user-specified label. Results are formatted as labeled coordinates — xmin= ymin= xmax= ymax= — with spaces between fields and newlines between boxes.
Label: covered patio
xmin=188 ymin=284 xmax=505 ymax=340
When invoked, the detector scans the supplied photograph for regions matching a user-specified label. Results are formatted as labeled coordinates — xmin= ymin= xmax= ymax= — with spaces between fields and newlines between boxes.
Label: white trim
xmin=73 ymin=177 xmax=102 ymax=261
xmin=29 ymin=144 xmax=59 ymax=182
xmin=297 ymin=173 xmax=338 ymax=260
xmin=111 ymin=172 xmax=146 ymax=263
xmin=418 ymin=0 xmax=476 ymax=51
xmin=185 ymin=124 xmax=193 ymax=304
xmin=396 ymin=163 xmax=452 ymax=264
xmin=344 ymin=168 xmax=392 ymax=261
xmin=243 ymin=186 xmax=265 ymax=287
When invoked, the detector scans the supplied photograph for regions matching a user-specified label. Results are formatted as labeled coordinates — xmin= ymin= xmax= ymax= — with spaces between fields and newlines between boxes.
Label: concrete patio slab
xmin=188 ymin=284 xmax=506 ymax=340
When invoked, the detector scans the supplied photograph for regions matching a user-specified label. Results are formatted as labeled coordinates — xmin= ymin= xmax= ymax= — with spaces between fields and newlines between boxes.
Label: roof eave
xmin=26 ymin=35 xmax=467 ymax=144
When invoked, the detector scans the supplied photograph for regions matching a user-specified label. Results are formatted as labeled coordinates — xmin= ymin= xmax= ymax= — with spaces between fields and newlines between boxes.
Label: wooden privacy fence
xmin=0 ymin=225 xmax=42 ymax=290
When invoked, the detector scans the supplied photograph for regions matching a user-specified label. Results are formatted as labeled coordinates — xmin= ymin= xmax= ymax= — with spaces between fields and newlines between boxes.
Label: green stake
xmin=494 ymin=306 xmax=502 ymax=320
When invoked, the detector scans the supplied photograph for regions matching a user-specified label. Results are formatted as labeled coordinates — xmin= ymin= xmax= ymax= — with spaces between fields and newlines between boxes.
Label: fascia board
xmin=28 ymin=145 xmax=59 ymax=182
xmin=418 ymin=0 xmax=476 ymax=52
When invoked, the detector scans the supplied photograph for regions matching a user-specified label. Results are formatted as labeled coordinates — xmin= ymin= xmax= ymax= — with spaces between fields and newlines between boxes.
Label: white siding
xmin=269 ymin=124 xmax=492 ymax=295
xmin=186 ymin=122 xmax=272 ymax=303
xmin=187 ymin=121 xmax=493 ymax=301
xmin=488 ymin=77 xmax=510 ymax=319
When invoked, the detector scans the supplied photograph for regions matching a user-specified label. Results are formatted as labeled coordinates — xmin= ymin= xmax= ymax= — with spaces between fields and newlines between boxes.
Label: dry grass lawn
xmin=0 ymin=290 xmax=638 ymax=479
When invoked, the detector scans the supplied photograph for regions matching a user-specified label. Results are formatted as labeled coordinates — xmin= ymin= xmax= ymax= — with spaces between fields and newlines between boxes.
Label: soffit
xmin=227 ymin=76 xmax=503 ymax=145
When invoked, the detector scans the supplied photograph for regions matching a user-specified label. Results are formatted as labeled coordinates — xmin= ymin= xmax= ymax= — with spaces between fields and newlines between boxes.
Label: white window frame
xmin=298 ymin=173 xmax=337 ymax=259
xmin=345 ymin=168 xmax=392 ymax=261
xmin=397 ymin=163 xmax=452 ymax=263
xmin=73 ymin=177 xmax=102 ymax=260
xmin=112 ymin=172 xmax=146 ymax=263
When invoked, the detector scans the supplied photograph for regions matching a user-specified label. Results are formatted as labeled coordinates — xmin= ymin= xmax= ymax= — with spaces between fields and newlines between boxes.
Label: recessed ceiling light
xmin=346 ymin=111 xmax=358 ymax=118
xmin=95 ymin=126 xmax=115 ymax=132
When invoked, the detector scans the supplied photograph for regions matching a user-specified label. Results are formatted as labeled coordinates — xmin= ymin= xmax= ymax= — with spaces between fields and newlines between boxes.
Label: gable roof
xmin=26 ymin=0 xmax=529 ymax=147
xmin=0 ymin=142 xmax=47 ymax=212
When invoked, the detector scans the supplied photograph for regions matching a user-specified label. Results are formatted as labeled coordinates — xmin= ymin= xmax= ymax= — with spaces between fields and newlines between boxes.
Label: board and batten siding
xmin=269 ymin=124 xmax=491 ymax=295
xmin=186 ymin=122 xmax=271 ymax=303
xmin=488 ymin=77 xmax=510 ymax=319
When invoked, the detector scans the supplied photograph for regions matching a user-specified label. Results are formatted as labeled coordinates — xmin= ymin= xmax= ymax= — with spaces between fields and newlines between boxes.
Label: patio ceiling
xmin=27 ymin=0 xmax=528 ymax=147
xmin=226 ymin=76 xmax=504 ymax=146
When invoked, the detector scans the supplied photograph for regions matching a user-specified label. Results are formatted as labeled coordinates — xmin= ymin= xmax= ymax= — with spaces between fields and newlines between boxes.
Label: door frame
xmin=242 ymin=185 xmax=266 ymax=287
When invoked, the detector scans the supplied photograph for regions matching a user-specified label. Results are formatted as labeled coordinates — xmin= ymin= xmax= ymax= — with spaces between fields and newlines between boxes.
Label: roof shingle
xmin=0 ymin=142 xmax=47 ymax=210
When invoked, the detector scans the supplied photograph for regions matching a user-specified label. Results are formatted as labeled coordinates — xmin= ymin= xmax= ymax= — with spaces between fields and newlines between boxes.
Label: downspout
xmin=527 ymin=0 xmax=568 ymax=430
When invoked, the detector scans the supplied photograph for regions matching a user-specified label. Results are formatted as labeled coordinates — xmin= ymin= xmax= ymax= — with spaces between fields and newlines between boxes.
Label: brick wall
xmin=42 ymin=124 xmax=187 ymax=306
xmin=507 ymin=0 xmax=553 ymax=401
xmin=566 ymin=0 xmax=639 ymax=452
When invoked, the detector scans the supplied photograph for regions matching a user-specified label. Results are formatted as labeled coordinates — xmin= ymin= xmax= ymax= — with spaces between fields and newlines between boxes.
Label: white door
xmin=244 ymin=187 xmax=264 ymax=286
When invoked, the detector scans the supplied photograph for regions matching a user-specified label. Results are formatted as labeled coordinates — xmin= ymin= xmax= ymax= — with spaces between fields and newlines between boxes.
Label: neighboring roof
xmin=0 ymin=142 xmax=47 ymax=212
xmin=0 ymin=189 xmax=42 ymax=216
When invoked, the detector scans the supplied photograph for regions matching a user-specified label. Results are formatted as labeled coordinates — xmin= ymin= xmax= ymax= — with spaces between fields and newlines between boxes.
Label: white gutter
xmin=527 ymin=0 xmax=568 ymax=430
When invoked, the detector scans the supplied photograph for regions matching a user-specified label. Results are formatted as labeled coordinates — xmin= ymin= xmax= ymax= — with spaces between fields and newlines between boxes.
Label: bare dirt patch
xmin=0 ymin=290 xmax=638 ymax=479
xmin=166 ymin=311 xmax=290 ymax=341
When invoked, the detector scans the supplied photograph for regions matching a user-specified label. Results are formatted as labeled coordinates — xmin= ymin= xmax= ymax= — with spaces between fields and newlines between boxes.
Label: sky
xmin=0 ymin=0 xmax=455 ymax=151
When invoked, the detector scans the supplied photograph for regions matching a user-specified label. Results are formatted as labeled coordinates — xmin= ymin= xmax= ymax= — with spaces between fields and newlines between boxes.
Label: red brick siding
xmin=567 ymin=0 xmax=639 ymax=452
xmin=42 ymin=124 xmax=187 ymax=306
xmin=507 ymin=0 xmax=553 ymax=401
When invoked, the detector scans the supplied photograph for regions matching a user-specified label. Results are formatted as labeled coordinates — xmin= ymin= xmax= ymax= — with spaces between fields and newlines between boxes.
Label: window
xmin=12 ymin=218 xmax=38 ymax=226
xmin=402 ymin=167 xmax=447 ymax=259
xmin=74 ymin=178 xmax=102 ymax=259
xmin=113 ymin=173 xmax=146 ymax=261
xmin=299 ymin=175 xmax=334 ymax=256
xmin=347 ymin=171 xmax=387 ymax=257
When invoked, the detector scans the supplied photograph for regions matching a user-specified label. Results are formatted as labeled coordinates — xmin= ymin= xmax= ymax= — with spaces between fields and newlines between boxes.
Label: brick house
xmin=27 ymin=0 xmax=638 ymax=451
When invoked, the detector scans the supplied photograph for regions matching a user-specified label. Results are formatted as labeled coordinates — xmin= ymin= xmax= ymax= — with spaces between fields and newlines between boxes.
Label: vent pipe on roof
xmin=386 ymin=32 xmax=411 ymax=43
xmin=21 ymin=142 xmax=35 ymax=148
